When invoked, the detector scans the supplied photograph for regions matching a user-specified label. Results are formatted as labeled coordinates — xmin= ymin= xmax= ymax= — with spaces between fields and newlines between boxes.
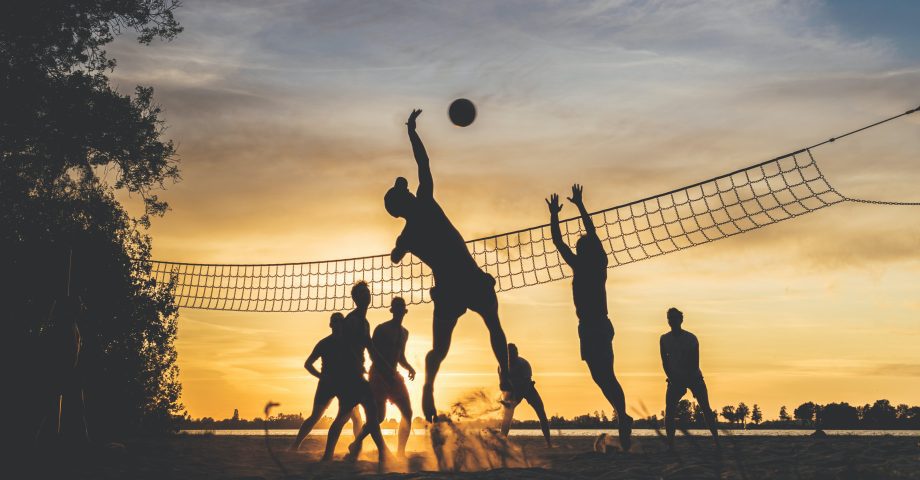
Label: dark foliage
xmin=2 ymin=0 xmax=183 ymax=441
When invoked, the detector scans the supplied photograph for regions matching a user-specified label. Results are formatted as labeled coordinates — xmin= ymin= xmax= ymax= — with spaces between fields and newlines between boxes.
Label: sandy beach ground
xmin=27 ymin=431 xmax=920 ymax=479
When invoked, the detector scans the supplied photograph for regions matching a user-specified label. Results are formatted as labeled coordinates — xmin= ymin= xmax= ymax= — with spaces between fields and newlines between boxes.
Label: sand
xmin=22 ymin=431 xmax=920 ymax=479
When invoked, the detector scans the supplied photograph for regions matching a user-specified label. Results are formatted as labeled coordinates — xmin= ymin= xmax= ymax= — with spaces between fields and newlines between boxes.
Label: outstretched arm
xmin=304 ymin=345 xmax=322 ymax=379
xmin=567 ymin=184 xmax=597 ymax=235
xmin=406 ymin=109 xmax=433 ymax=199
xmin=546 ymin=193 xmax=576 ymax=266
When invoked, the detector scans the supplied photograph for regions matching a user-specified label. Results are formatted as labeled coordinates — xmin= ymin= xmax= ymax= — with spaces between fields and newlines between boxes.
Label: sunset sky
xmin=109 ymin=0 xmax=920 ymax=422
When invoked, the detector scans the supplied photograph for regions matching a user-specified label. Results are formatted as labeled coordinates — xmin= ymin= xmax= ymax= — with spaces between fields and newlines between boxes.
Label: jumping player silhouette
xmin=547 ymin=184 xmax=633 ymax=450
xmin=290 ymin=312 xmax=363 ymax=451
xmin=347 ymin=296 xmax=416 ymax=458
xmin=660 ymin=307 xmax=720 ymax=449
xmin=498 ymin=343 xmax=551 ymax=447
xmin=385 ymin=109 xmax=511 ymax=422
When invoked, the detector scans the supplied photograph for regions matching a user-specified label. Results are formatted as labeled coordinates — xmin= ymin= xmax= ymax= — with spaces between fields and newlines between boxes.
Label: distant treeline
xmin=177 ymin=399 xmax=920 ymax=431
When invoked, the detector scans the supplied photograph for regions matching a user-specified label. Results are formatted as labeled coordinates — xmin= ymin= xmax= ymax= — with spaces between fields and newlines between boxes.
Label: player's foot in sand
xmin=422 ymin=383 xmax=436 ymax=422
xmin=618 ymin=415 xmax=634 ymax=452
xmin=343 ymin=440 xmax=362 ymax=462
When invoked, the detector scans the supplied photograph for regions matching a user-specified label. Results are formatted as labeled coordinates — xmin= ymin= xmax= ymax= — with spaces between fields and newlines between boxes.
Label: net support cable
xmin=146 ymin=105 xmax=920 ymax=312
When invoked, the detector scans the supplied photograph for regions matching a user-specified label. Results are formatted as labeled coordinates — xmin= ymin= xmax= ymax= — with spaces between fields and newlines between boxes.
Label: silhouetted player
xmin=547 ymin=184 xmax=633 ymax=450
xmin=499 ymin=343 xmax=551 ymax=447
xmin=347 ymin=297 xmax=416 ymax=458
xmin=320 ymin=282 xmax=392 ymax=463
xmin=660 ymin=307 xmax=719 ymax=449
xmin=290 ymin=312 xmax=362 ymax=451
xmin=385 ymin=109 xmax=510 ymax=421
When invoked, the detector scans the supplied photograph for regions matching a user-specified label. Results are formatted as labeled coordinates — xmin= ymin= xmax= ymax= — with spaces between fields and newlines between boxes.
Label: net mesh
xmin=148 ymin=149 xmax=846 ymax=312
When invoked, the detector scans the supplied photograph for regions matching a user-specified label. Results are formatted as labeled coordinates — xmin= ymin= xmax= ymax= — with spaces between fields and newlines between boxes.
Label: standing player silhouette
xmin=347 ymin=296 xmax=416 ymax=458
xmin=290 ymin=312 xmax=362 ymax=451
xmin=660 ymin=307 xmax=720 ymax=450
xmin=385 ymin=109 xmax=511 ymax=422
xmin=546 ymin=184 xmax=634 ymax=450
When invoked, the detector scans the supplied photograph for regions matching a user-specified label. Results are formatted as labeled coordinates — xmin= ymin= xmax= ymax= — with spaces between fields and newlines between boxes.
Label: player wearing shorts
xmin=660 ymin=307 xmax=720 ymax=449
xmin=347 ymin=297 xmax=416 ymax=458
xmin=384 ymin=109 xmax=511 ymax=422
xmin=547 ymin=184 xmax=634 ymax=450
xmin=290 ymin=312 xmax=361 ymax=451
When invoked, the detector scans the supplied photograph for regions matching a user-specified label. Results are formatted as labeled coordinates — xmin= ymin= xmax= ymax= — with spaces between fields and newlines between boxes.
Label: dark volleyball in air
xmin=448 ymin=98 xmax=476 ymax=127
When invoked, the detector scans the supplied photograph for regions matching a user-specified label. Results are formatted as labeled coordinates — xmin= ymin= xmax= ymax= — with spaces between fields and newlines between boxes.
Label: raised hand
xmin=545 ymin=193 xmax=564 ymax=215
xmin=406 ymin=109 xmax=422 ymax=131
xmin=567 ymin=184 xmax=584 ymax=206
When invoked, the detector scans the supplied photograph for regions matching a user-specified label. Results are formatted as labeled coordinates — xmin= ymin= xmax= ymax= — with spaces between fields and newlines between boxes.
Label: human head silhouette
xmin=575 ymin=235 xmax=604 ymax=259
xmin=385 ymin=177 xmax=415 ymax=218
xmin=667 ymin=307 xmax=683 ymax=330
xmin=390 ymin=296 xmax=407 ymax=320
xmin=508 ymin=343 xmax=519 ymax=360
xmin=330 ymin=312 xmax=344 ymax=333
xmin=351 ymin=281 xmax=371 ymax=309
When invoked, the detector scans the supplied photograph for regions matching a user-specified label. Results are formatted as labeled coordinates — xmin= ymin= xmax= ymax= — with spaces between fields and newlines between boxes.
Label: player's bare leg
xmin=664 ymin=383 xmax=683 ymax=451
xmin=323 ymin=404 xmax=354 ymax=461
xmin=477 ymin=306 xmax=511 ymax=388
xmin=291 ymin=386 xmax=335 ymax=450
xmin=525 ymin=389 xmax=552 ymax=447
xmin=500 ymin=393 xmax=517 ymax=436
xmin=394 ymin=397 xmax=412 ymax=457
xmin=587 ymin=358 xmax=633 ymax=451
xmin=349 ymin=407 xmax=363 ymax=438
xmin=423 ymin=312 xmax=459 ymax=422
xmin=692 ymin=382 xmax=721 ymax=448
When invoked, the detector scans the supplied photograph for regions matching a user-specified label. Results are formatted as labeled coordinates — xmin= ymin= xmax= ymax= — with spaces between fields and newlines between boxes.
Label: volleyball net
xmin=146 ymin=106 xmax=919 ymax=312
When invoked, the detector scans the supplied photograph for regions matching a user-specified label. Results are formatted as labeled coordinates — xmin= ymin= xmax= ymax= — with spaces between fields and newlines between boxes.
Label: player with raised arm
xmin=660 ymin=307 xmax=719 ymax=450
xmin=384 ymin=109 xmax=511 ymax=422
xmin=546 ymin=184 xmax=634 ymax=450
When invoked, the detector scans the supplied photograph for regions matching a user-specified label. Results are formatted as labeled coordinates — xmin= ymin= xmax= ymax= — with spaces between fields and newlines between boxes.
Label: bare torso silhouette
xmin=343 ymin=309 xmax=371 ymax=374
xmin=660 ymin=329 xmax=703 ymax=386
xmin=569 ymin=236 xmax=609 ymax=322
xmin=395 ymin=197 xmax=480 ymax=283
xmin=313 ymin=334 xmax=352 ymax=380
xmin=369 ymin=320 xmax=408 ymax=377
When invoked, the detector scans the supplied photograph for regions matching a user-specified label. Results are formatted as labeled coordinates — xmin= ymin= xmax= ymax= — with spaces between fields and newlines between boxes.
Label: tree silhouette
xmin=675 ymin=399 xmax=694 ymax=426
xmin=3 ymin=0 xmax=183 ymax=441
xmin=721 ymin=405 xmax=737 ymax=426
xmin=794 ymin=402 xmax=817 ymax=427
xmin=736 ymin=402 xmax=750 ymax=428
xmin=862 ymin=399 xmax=897 ymax=428
xmin=817 ymin=402 xmax=859 ymax=429
xmin=779 ymin=405 xmax=791 ymax=422
xmin=751 ymin=404 xmax=762 ymax=425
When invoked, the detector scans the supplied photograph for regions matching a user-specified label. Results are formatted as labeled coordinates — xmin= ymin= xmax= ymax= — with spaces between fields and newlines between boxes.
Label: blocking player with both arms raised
xmin=546 ymin=184 xmax=634 ymax=450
